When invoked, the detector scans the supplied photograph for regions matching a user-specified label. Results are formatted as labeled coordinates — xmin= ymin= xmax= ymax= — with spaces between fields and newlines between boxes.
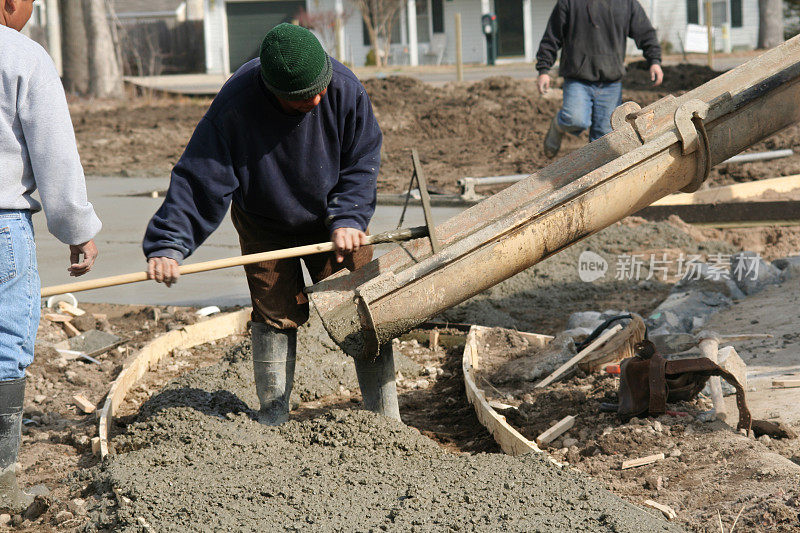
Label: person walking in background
xmin=1 ymin=0 xmax=101 ymax=512
xmin=536 ymin=0 xmax=663 ymax=157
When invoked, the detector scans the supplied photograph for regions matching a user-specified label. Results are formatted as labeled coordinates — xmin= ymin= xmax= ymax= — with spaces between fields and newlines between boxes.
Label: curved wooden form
xmin=97 ymin=308 xmax=252 ymax=457
xmin=461 ymin=325 xmax=554 ymax=458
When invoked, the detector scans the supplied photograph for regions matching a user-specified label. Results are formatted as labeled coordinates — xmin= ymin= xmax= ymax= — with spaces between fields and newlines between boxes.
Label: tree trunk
xmin=758 ymin=0 xmax=784 ymax=49
xmin=82 ymin=0 xmax=123 ymax=97
xmin=60 ymin=0 xmax=89 ymax=94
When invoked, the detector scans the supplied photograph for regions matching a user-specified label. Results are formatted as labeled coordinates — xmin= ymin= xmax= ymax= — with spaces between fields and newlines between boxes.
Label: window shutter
xmin=687 ymin=0 xmax=699 ymax=24
xmin=731 ymin=0 xmax=742 ymax=28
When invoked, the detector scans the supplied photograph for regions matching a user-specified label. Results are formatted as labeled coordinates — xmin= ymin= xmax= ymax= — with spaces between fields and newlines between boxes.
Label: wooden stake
xmin=536 ymin=415 xmax=575 ymax=446
xmin=429 ymin=329 xmax=440 ymax=350
xmin=622 ymin=453 xmax=665 ymax=470
xmin=535 ymin=324 xmax=622 ymax=388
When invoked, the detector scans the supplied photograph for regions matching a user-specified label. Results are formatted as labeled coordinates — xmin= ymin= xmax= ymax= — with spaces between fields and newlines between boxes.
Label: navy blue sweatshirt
xmin=536 ymin=0 xmax=661 ymax=83
xmin=143 ymin=57 xmax=382 ymax=262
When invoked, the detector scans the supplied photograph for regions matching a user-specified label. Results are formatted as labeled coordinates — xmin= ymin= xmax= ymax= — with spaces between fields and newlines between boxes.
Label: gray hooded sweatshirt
xmin=0 ymin=25 xmax=101 ymax=245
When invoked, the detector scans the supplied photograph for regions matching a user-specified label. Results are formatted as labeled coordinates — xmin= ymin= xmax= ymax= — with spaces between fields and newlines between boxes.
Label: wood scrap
xmin=57 ymin=302 xmax=86 ymax=316
xmin=91 ymin=437 xmax=101 ymax=457
xmin=535 ymin=324 xmax=622 ymax=388
xmin=73 ymin=394 xmax=96 ymax=414
xmin=62 ymin=321 xmax=81 ymax=338
xmin=644 ymin=500 xmax=677 ymax=520
xmin=44 ymin=313 xmax=72 ymax=323
xmin=622 ymin=453 xmax=665 ymax=470
xmin=536 ymin=415 xmax=575 ymax=446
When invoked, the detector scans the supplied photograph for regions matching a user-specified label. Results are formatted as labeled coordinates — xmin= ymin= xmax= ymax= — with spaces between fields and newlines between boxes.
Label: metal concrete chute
xmin=309 ymin=35 xmax=800 ymax=359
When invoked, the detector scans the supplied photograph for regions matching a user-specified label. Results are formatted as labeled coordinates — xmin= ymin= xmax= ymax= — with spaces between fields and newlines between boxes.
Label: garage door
xmin=227 ymin=1 xmax=306 ymax=71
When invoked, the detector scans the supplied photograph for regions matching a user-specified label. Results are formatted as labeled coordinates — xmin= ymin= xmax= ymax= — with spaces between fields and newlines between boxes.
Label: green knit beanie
xmin=260 ymin=23 xmax=332 ymax=101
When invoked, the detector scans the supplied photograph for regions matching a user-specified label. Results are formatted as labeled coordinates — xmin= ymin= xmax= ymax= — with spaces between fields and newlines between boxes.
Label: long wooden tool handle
xmin=41 ymin=226 xmax=429 ymax=298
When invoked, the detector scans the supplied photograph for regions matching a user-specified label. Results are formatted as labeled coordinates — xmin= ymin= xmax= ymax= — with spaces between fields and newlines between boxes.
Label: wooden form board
xmin=97 ymin=308 xmax=252 ymax=457
xmin=651 ymin=175 xmax=800 ymax=205
xmin=461 ymin=325 xmax=560 ymax=463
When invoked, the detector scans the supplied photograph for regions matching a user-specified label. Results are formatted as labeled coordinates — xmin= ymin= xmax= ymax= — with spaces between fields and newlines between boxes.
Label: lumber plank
xmin=535 ymin=324 xmax=623 ymax=388
xmin=535 ymin=415 xmax=576 ymax=446
xmin=651 ymin=175 xmax=800 ymax=205
xmin=461 ymin=326 xmax=546 ymax=457
xmin=622 ymin=453 xmax=665 ymax=470
xmin=772 ymin=379 xmax=800 ymax=388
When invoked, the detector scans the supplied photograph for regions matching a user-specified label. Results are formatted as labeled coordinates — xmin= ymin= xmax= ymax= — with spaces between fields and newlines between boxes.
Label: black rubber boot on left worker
xmin=543 ymin=115 xmax=565 ymax=158
xmin=251 ymin=322 xmax=296 ymax=426
xmin=354 ymin=343 xmax=401 ymax=421
xmin=0 ymin=378 xmax=35 ymax=514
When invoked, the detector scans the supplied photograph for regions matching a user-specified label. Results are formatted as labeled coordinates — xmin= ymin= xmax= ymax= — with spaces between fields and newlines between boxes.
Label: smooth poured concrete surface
xmin=33 ymin=177 xmax=466 ymax=307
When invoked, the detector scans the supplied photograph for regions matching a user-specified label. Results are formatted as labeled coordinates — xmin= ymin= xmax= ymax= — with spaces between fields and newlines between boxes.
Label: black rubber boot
xmin=354 ymin=343 xmax=401 ymax=421
xmin=0 ymin=378 xmax=34 ymax=513
xmin=543 ymin=115 xmax=565 ymax=158
xmin=251 ymin=322 xmax=296 ymax=426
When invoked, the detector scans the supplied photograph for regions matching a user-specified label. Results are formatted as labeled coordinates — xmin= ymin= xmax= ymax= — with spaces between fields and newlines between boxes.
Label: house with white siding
xmin=202 ymin=0 xmax=762 ymax=74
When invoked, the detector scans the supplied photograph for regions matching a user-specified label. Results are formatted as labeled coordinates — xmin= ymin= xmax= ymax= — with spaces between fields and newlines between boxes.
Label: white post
xmin=335 ymin=0 xmax=346 ymax=62
xmin=407 ymin=0 xmax=419 ymax=66
xmin=455 ymin=12 xmax=463 ymax=81
xmin=523 ymin=0 xmax=533 ymax=62
xmin=45 ymin=0 xmax=62 ymax=76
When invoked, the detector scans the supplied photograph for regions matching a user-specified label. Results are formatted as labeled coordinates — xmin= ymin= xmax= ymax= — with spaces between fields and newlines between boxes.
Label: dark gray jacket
xmin=536 ymin=0 xmax=661 ymax=83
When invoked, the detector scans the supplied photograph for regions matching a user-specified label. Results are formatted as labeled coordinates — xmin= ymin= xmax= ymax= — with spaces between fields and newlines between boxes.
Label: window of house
xmin=432 ymin=0 xmax=444 ymax=33
xmin=687 ymin=0 xmax=743 ymax=28
xmin=416 ymin=0 xmax=431 ymax=43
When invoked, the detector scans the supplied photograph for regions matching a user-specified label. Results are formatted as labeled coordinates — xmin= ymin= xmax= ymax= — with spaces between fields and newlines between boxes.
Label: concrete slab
xmin=33 ymin=177 xmax=466 ymax=307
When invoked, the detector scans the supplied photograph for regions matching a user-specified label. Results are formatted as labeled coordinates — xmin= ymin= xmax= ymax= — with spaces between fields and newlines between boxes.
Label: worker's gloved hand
xmin=332 ymin=227 xmax=368 ymax=263
xmin=148 ymin=256 xmax=180 ymax=287
xmin=650 ymin=63 xmax=664 ymax=86
xmin=68 ymin=240 xmax=98 ymax=277
xmin=537 ymin=74 xmax=551 ymax=95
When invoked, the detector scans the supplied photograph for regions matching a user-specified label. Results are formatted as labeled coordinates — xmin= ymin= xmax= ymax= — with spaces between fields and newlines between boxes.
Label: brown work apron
xmin=231 ymin=204 xmax=372 ymax=329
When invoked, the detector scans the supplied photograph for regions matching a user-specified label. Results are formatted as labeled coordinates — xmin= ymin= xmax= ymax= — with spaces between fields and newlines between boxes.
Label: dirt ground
xmin=69 ymin=63 xmax=800 ymax=192
xmin=7 ymin=216 xmax=798 ymax=531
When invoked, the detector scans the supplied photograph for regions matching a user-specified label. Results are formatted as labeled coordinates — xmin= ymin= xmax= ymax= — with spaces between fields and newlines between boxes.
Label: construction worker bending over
xmin=536 ymin=0 xmax=663 ymax=157
xmin=143 ymin=24 xmax=399 ymax=425
xmin=1 ymin=0 xmax=101 ymax=512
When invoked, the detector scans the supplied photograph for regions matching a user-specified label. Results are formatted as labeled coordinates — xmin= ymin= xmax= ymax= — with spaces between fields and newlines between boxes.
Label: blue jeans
xmin=0 ymin=210 xmax=39 ymax=381
xmin=557 ymin=78 xmax=623 ymax=142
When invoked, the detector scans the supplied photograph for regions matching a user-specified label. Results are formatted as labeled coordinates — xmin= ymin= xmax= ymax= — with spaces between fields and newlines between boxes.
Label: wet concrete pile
xmin=82 ymin=336 xmax=680 ymax=532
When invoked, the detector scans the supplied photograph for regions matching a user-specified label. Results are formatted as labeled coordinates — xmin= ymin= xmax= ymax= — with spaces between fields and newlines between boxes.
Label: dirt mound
xmin=623 ymin=60 xmax=720 ymax=93
xmin=70 ymin=68 xmax=800 ymax=191
xmin=82 ymin=350 xmax=680 ymax=532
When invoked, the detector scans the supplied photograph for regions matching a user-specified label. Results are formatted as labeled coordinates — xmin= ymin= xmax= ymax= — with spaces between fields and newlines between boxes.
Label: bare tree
xmin=296 ymin=8 xmax=353 ymax=56
xmin=349 ymin=0 xmax=404 ymax=66
xmin=60 ymin=0 xmax=89 ymax=94
xmin=758 ymin=0 xmax=784 ymax=49
xmin=82 ymin=0 xmax=123 ymax=97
